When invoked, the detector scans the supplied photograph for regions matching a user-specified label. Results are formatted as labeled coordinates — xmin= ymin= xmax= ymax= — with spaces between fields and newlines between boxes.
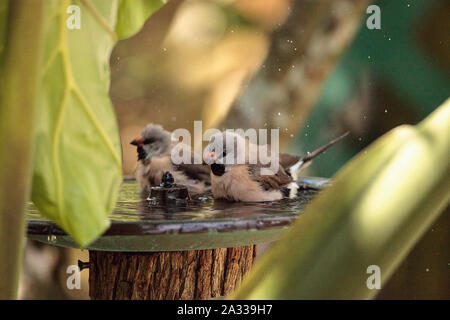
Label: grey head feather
xmin=140 ymin=124 xmax=172 ymax=158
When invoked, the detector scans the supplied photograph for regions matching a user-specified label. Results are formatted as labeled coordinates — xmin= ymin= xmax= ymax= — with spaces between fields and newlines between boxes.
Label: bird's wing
xmin=248 ymin=164 xmax=293 ymax=191
xmin=279 ymin=153 xmax=301 ymax=170
xmin=173 ymin=151 xmax=211 ymax=184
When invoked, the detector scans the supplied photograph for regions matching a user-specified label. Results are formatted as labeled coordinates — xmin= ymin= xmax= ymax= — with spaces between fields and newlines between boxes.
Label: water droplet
xmin=47 ymin=235 xmax=56 ymax=243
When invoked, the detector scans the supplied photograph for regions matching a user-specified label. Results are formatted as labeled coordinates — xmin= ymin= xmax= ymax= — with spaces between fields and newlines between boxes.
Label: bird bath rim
xmin=26 ymin=177 xmax=330 ymax=251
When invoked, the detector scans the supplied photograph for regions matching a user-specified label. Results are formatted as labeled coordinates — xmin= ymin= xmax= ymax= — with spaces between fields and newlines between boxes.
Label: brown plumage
xmin=131 ymin=124 xmax=211 ymax=197
xmin=204 ymin=131 xmax=348 ymax=202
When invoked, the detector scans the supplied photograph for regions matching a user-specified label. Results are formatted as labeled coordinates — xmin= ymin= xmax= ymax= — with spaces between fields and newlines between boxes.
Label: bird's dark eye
xmin=143 ymin=138 xmax=155 ymax=145
xmin=222 ymin=150 xmax=227 ymax=158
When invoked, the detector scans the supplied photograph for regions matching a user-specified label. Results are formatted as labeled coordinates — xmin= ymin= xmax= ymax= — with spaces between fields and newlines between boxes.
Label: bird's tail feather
xmin=287 ymin=132 xmax=349 ymax=198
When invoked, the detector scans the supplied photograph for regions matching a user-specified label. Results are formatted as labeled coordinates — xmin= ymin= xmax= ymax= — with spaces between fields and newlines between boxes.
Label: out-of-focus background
xmin=21 ymin=0 xmax=449 ymax=299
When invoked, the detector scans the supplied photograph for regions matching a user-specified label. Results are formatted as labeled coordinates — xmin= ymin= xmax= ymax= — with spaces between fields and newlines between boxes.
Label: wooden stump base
xmin=89 ymin=245 xmax=256 ymax=300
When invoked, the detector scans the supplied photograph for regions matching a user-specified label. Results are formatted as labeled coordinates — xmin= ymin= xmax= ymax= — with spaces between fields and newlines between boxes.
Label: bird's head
xmin=130 ymin=124 xmax=171 ymax=161
xmin=204 ymin=131 xmax=249 ymax=176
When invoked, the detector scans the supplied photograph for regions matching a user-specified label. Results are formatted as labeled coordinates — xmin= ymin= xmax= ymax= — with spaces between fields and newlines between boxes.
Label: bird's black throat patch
xmin=137 ymin=146 xmax=147 ymax=161
xmin=211 ymin=163 xmax=225 ymax=176
xmin=280 ymin=187 xmax=290 ymax=198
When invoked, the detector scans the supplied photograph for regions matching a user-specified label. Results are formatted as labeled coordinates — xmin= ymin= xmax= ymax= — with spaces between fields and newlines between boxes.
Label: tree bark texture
xmin=89 ymin=245 xmax=256 ymax=300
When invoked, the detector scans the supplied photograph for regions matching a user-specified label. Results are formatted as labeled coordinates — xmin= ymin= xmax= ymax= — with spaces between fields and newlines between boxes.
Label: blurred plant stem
xmin=223 ymin=0 xmax=370 ymax=148
xmin=0 ymin=0 xmax=45 ymax=299
xmin=232 ymin=98 xmax=450 ymax=299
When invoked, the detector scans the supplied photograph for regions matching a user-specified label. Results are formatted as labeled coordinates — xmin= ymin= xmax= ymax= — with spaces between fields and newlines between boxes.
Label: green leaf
xmin=232 ymin=98 xmax=450 ymax=299
xmin=115 ymin=0 xmax=166 ymax=39
xmin=32 ymin=0 xmax=164 ymax=247
xmin=0 ymin=0 xmax=46 ymax=299
xmin=0 ymin=0 xmax=9 ymax=58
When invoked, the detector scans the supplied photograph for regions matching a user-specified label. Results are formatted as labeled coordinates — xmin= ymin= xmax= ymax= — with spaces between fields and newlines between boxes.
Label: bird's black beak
xmin=130 ymin=136 xmax=143 ymax=146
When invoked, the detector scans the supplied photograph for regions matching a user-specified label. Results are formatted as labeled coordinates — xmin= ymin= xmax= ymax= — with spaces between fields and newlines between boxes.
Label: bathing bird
xmin=131 ymin=124 xmax=211 ymax=196
xmin=203 ymin=131 xmax=348 ymax=202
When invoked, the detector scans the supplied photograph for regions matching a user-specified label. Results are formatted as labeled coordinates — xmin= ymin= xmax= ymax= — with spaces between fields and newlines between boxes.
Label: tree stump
xmin=89 ymin=245 xmax=256 ymax=300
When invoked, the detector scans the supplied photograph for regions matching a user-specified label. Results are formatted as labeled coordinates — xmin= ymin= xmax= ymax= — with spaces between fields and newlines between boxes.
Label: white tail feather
xmin=287 ymin=159 xmax=305 ymax=198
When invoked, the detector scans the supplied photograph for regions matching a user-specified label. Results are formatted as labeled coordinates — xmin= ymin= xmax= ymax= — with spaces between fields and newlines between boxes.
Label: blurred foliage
xmin=1 ymin=0 xmax=166 ymax=299
xmin=0 ymin=0 xmax=8 ymax=55
xmin=295 ymin=0 xmax=450 ymax=177
xmin=0 ymin=0 xmax=45 ymax=300
xmin=31 ymin=0 xmax=165 ymax=247
xmin=223 ymin=0 xmax=370 ymax=148
xmin=232 ymin=98 xmax=450 ymax=299
xmin=377 ymin=210 xmax=449 ymax=299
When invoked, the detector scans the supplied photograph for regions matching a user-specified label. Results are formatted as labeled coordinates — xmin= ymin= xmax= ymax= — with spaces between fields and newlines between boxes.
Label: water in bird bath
xmin=26 ymin=177 xmax=330 ymax=251
xmin=110 ymin=177 xmax=326 ymax=222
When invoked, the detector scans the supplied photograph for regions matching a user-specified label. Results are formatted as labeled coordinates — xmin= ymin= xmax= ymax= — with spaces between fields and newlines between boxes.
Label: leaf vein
xmin=80 ymin=0 xmax=117 ymax=42
xmin=71 ymin=85 xmax=122 ymax=169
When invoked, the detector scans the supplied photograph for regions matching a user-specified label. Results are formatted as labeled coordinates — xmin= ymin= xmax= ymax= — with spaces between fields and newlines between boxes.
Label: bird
xmin=203 ymin=131 xmax=348 ymax=202
xmin=130 ymin=124 xmax=211 ymax=197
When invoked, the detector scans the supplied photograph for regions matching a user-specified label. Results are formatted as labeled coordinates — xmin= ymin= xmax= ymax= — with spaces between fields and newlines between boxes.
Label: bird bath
xmin=26 ymin=177 xmax=329 ymax=299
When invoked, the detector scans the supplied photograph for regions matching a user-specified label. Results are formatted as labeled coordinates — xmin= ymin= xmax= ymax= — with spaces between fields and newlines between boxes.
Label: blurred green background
xmin=21 ymin=0 xmax=449 ymax=299
xmin=295 ymin=0 xmax=450 ymax=177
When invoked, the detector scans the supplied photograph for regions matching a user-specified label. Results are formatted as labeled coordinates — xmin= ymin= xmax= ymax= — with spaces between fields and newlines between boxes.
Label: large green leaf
xmin=32 ymin=0 xmax=164 ymax=247
xmin=232 ymin=98 xmax=450 ymax=299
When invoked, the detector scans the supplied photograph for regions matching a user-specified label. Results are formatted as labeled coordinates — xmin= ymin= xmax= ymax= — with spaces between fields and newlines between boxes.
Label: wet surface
xmin=26 ymin=177 xmax=329 ymax=251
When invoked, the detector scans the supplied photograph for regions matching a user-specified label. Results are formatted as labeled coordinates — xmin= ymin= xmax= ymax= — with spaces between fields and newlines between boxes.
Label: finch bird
xmin=131 ymin=124 xmax=211 ymax=197
xmin=203 ymin=131 xmax=348 ymax=202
